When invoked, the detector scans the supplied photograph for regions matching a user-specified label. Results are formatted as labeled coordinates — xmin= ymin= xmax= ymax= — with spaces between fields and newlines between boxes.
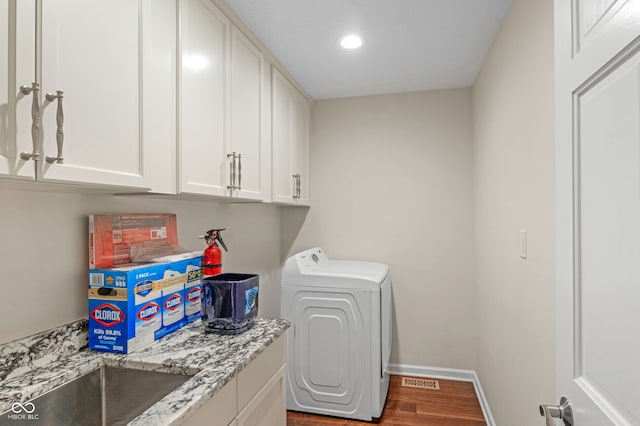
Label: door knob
xmin=539 ymin=396 xmax=573 ymax=426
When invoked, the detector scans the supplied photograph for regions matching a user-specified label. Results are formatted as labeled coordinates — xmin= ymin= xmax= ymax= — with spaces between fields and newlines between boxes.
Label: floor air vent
xmin=401 ymin=377 xmax=440 ymax=390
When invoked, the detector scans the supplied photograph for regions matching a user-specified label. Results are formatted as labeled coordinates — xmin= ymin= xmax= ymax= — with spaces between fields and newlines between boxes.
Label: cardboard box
xmin=88 ymin=255 xmax=203 ymax=354
xmin=89 ymin=214 xmax=179 ymax=269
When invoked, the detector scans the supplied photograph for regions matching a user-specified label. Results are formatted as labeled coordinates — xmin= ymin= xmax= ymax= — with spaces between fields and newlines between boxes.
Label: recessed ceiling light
xmin=339 ymin=34 xmax=363 ymax=49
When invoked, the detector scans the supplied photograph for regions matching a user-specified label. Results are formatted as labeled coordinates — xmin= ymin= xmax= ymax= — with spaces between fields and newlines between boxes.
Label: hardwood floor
xmin=287 ymin=375 xmax=486 ymax=426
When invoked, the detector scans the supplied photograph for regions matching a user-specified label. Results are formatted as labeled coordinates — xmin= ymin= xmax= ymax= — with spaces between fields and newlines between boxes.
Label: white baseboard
xmin=387 ymin=363 xmax=495 ymax=426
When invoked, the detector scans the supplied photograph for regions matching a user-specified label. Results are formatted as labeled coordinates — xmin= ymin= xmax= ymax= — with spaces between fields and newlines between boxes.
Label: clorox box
xmin=88 ymin=255 xmax=203 ymax=354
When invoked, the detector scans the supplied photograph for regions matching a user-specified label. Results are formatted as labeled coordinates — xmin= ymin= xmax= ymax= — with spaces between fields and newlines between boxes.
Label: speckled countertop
xmin=0 ymin=318 xmax=289 ymax=425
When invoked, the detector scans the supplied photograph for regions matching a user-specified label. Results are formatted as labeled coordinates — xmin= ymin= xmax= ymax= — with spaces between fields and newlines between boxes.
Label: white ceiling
xmin=225 ymin=0 xmax=513 ymax=100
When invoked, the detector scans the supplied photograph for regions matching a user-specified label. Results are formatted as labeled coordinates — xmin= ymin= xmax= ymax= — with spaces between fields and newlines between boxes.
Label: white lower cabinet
xmin=183 ymin=334 xmax=286 ymax=426
xmin=183 ymin=378 xmax=237 ymax=426
xmin=236 ymin=366 xmax=286 ymax=426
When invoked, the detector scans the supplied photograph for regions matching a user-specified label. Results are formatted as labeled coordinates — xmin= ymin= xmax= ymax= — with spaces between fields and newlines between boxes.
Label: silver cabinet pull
xmin=292 ymin=174 xmax=297 ymax=199
xmin=227 ymin=152 xmax=236 ymax=191
xmin=237 ymin=153 xmax=241 ymax=190
xmin=45 ymin=90 xmax=64 ymax=164
xmin=292 ymin=173 xmax=301 ymax=199
xmin=227 ymin=152 xmax=242 ymax=191
xmin=19 ymin=82 xmax=41 ymax=161
xmin=540 ymin=397 xmax=573 ymax=426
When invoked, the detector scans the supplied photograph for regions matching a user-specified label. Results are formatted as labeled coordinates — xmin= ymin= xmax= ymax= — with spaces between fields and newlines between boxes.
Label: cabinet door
xmin=236 ymin=366 xmax=286 ymax=426
xmin=38 ymin=0 xmax=163 ymax=188
xmin=292 ymin=89 xmax=310 ymax=204
xmin=182 ymin=377 xmax=237 ymax=426
xmin=271 ymin=66 xmax=310 ymax=205
xmin=0 ymin=0 xmax=35 ymax=179
xmin=237 ymin=334 xmax=285 ymax=409
xmin=271 ymin=67 xmax=294 ymax=202
xmin=230 ymin=26 xmax=267 ymax=200
xmin=179 ymin=0 xmax=229 ymax=196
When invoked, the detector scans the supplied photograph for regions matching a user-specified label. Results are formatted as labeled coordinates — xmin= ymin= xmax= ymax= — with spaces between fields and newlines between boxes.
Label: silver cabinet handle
xmin=237 ymin=153 xmax=241 ymax=190
xmin=19 ymin=82 xmax=40 ymax=161
xmin=292 ymin=173 xmax=301 ymax=199
xmin=540 ymin=397 xmax=573 ymax=426
xmin=227 ymin=152 xmax=236 ymax=191
xmin=45 ymin=90 xmax=64 ymax=164
xmin=292 ymin=174 xmax=298 ymax=199
xmin=227 ymin=152 xmax=242 ymax=191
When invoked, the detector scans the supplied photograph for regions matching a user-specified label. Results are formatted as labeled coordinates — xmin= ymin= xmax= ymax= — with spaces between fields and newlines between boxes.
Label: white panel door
xmin=179 ymin=0 xmax=229 ymax=196
xmin=0 ymin=0 xmax=35 ymax=179
xmin=38 ymin=0 xmax=150 ymax=188
xmin=230 ymin=26 xmax=266 ymax=200
xmin=554 ymin=0 xmax=640 ymax=424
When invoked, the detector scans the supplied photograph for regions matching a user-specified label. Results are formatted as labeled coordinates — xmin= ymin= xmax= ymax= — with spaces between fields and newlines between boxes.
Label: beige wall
xmin=284 ymin=89 xmax=476 ymax=369
xmin=472 ymin=0 xmax=555 ymax=424
xmin=0 ymin=188 xmax=282 ymax=344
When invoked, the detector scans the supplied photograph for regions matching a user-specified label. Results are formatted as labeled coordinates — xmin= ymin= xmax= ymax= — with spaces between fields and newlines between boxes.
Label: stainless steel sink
xmin=1 ymin=365 xmax=192 ymax=426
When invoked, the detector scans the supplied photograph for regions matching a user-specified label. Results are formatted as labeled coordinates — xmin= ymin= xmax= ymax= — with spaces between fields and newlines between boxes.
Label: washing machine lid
xmin=282 ymin=248 xmax=389 ymax=288
xmin=310 ymin=260 xmax=389 ymax=284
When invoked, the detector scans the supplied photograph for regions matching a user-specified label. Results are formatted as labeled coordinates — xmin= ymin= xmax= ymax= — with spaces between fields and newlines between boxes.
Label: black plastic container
xmin=201 ymin=273 xmax=259 ymax=334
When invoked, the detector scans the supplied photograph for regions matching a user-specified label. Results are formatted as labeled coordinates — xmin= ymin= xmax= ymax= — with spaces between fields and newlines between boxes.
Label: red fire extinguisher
xmin=199 ymin=229 xmax=227 ymax=276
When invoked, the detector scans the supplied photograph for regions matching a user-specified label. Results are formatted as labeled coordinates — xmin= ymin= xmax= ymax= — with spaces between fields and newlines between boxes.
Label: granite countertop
xmin=0 ymin=318 xmax=289 ymax=425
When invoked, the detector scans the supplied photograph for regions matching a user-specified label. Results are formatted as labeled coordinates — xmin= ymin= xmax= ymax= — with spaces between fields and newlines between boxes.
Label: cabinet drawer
xmin=183 ymin=378 xmax=237 ymax=426
xmin=237 ymin=335 xmax=285 ymax=409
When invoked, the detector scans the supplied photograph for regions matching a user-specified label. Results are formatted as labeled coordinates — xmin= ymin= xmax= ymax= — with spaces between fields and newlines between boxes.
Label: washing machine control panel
xmin=295 ymin=247 xmax=328 ymax=273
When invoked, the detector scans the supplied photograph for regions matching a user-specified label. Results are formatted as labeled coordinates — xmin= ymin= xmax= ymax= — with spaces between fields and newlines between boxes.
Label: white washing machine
xmin=281 ymin=247 xmax=393 ymax=421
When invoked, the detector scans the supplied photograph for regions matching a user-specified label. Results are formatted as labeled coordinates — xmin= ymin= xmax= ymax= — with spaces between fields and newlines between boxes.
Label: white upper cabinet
xmin=271 ymin=67 xmax=294 ymax=203
xmin=292 ymin=88 xmax=310 ymax=205
xmin=179 ymin=0 xmax=229 ymax=197
xmin=0 ymin=0 xmax=36 ymax=180
xmin=3 ymin=0 xmax=300 ymax=203
xmin=2 ymin=0 xmax=175 ymax=189
xmin=179 ymin=0 xmax=268 ymax=200
xmin=37 ymin=0 xmax=174 ymax=188
xmin=272 ymin=67 xmax=310 ymax=205
xmin=229 ymin=26 xmax=269 ymax=200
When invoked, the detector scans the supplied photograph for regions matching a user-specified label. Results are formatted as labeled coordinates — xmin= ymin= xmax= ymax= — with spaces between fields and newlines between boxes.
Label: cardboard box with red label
xmin=89 ymin=214 xmax=180 ymax=269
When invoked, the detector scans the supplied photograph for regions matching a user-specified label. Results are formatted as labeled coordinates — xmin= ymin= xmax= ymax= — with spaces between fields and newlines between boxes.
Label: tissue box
xmin=88 ymin=255 xmax=203 ymax=354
